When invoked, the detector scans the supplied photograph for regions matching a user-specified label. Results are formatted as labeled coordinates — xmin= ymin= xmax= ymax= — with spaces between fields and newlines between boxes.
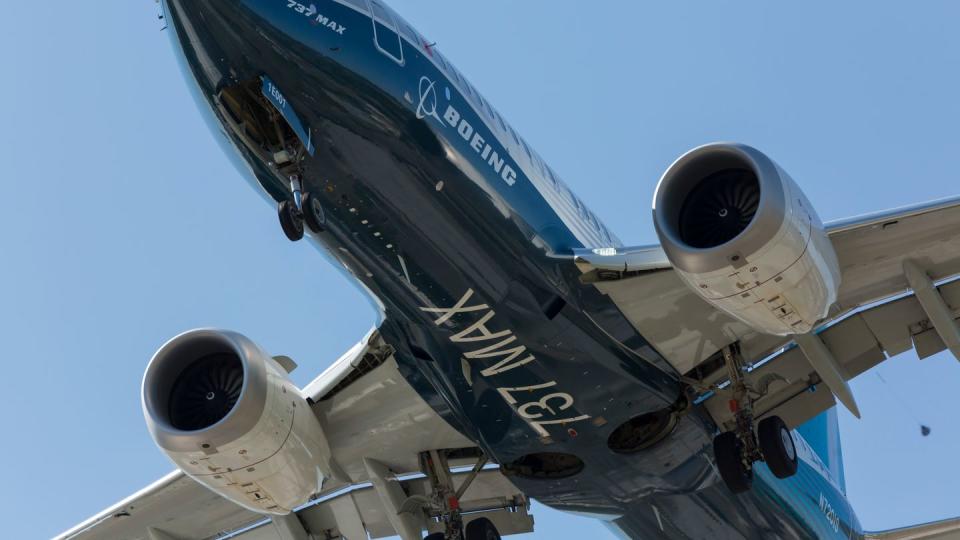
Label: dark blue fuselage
xmin=162 ymin=1 xmax=863 ymax=537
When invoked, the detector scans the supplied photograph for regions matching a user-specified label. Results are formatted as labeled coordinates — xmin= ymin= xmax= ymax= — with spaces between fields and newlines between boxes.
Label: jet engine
xmin=652 ymin=143 xmax=841 ymax=336
xmin=142 ymin=329 xmax=336 ymax=515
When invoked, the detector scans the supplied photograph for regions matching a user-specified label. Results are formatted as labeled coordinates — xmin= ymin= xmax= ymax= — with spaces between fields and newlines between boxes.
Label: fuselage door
xmin=366 ymin=0 xmax=404 ymax=65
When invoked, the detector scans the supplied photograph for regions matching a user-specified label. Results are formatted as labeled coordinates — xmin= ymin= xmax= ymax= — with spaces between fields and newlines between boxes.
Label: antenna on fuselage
xmin=155 ymin=0 xmax=168 ymax=31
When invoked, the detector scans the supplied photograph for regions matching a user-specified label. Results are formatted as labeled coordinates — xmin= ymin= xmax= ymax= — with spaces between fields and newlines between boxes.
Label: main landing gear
xmin=277 ymin=174 xmax=325 ymax=241
xmin=424 ymin=519 xmax=500 ymax=540
xmin=713 ymin=345 xmax=798 ymax=494
xmin=409 ymin=450 xmax=503 ymax=540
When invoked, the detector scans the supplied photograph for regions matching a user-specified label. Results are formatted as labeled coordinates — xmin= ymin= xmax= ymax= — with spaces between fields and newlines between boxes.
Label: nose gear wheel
xmin=278 ymin=199 xmax=304 ymax=241
xmin=277 ymin=174 xmax=325 ymax=241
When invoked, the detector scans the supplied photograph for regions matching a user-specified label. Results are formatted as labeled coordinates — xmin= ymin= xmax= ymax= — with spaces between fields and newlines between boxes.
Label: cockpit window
xmin=368 ymin=0 xmax=404 ymax=64
xmin=495 ymin=113 xmax=507 ymax=133
xmin=369 ymin=1 xmax=391 ymax=23
xmin=398 ymin=22 xmax=419 ymax=45
xmin=335 ymin=0 xmax=367 ymax=13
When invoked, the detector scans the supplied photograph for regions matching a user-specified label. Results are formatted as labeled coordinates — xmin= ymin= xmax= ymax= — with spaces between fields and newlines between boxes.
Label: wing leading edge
xmin=54 ymin=470 xmax=261 ymax=540
xmin=864 ymin=516 xmax=960 ymax=540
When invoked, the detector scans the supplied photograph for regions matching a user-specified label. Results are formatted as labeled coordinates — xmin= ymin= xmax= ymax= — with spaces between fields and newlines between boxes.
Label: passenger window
xmin=520 ymin=139 xmax=532 ymax=160
xmin=435 ymin=52 xmax=449 ymax=71
xmin=464 ymin=79 xmax=476 ymax=98
xmin=534 ymin=156 xmax=545 ymax=175
xmin=602 ymin=224 xmax=615 ymax=244
xmin=546 ymin=167 xmax=560 ymax=188
xmin=574 ymin=197 xmax=586 ymax=218
xmin=509 ymin=127 xmax=520 ymax=146
xmin=480 ymin=97 xmax=495 ymax=120
xmin=495 ymin=113 xmax=506 ymax=133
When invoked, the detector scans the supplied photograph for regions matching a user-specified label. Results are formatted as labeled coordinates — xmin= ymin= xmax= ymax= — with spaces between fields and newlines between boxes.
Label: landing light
xmin=592 ymin=247 xmax=617 ymax=257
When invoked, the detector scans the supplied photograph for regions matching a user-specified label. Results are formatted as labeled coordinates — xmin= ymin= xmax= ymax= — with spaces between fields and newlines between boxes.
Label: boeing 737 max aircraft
xmin=59 ymin=1 xmax=960 ymax=539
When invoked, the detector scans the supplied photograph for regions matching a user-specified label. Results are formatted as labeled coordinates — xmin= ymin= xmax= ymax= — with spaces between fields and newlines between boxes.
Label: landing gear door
xmin=259 ymin=75 xmax=315 ymax=156
xmin=366 ymin=0 xmax=404 ymax=65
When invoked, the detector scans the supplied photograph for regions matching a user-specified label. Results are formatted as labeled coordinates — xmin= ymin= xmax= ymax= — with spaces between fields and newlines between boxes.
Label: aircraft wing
xmin=57 ymin=468 xmax=529 ymax=540
xmin=55 ymin=328 xmax=533 ymax=540
xmin=865 ymin=517 xmax=960 ymax=540
xmin=577 ymin=195 xmax=960 ymax=431
xmin=53 ymin=470 xmax=261 ymax=540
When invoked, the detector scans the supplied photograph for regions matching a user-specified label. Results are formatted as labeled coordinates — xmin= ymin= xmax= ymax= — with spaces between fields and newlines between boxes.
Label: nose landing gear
xmin=713 ymin=345 xmax=798 ymax=494
xmin=277 ymin=175 xmax=325 ymax=242
xmin=278 ymin=198 xmax=304 ymax=241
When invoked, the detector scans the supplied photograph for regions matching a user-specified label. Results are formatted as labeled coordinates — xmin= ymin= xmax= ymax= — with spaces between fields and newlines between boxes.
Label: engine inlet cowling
xmin=677 ymin=168 xmax=760 ymax=249
xmin=652 ymin=143 xmax=841 ymax=335
xmin=142 ymin=329 xmax=336 ymax=515
xmin=167 ymin=352 xmax=244 ymax=431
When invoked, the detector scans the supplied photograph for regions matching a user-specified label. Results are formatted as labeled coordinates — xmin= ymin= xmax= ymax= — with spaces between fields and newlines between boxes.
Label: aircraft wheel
xmin=301 ymin=192 xmax=326 ymax=233
xmin=714 ymin=431 xmax=753 ymax=494
xmin=759 ymin=416 xmax=798 ymax=479
xmin=278 ymin=200 xmax=304 ymax=241
xmin=465 ymin=517 xmax=501 ymax=540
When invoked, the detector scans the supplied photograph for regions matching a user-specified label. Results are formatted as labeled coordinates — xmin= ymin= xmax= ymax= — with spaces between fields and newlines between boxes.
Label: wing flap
xmin=702 ymin=278 xmax=960 ymax=430
xmin=828 ymin=195 xmax=960 ymax=311
xmin=62 ymin=469 xmax=531 ymax=540
xmin=293 ymin=470 xmax=532 ymax=540
xmin=55 ymin=471 xmax=261 ymax=540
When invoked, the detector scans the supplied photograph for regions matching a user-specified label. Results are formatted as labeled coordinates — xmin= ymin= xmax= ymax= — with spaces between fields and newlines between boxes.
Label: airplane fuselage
xmin=163 ymin=1 xmax=862 ymax=537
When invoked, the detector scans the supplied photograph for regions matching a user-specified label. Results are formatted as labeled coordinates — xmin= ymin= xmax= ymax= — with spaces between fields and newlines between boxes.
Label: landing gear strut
xmin=713 ymin=345 xmax=798 ymax=494
xmin=408 ymin=450 xmax=502 ymax=540
xmin=277 ymin=174 xmax=325 ymax=242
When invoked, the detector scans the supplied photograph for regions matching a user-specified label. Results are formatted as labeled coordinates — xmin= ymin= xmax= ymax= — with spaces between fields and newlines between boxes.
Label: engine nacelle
xmin=142 ymin=329 xmax=336 ymax=515
xmin=652 ymin=143 xmax=841 ymax=335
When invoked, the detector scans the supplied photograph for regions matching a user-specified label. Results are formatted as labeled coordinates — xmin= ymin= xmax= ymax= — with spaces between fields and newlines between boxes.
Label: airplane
xmin=57 ymin=1 xmax=960 ymax=539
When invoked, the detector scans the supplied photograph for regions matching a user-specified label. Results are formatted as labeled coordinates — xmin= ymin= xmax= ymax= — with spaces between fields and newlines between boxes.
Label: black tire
xmin=278 ymin=200 xmax=304 ymax=241
xmin=713 ymin=431 xmax=753 ymax=494
xmin=423 ymin=534 xmax=445 ymax=540
xmin=465 ymin=517 xmax=501 ymax=540
xmin=758 ymin=416 xmax=798 ymax=479
xmin=301 ymin=192 xmax=326 ymax=233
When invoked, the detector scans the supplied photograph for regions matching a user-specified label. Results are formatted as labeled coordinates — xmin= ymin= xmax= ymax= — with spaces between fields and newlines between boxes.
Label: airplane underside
xmin=140 ymin=1 xmax=867 ymax=538
xmin=59 ymin=1 xmax=960 ymax=539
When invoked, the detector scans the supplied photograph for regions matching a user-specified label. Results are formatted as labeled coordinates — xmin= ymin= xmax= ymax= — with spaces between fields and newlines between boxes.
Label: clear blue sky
xmin=1 ymin=2 xmax=958 ymax=538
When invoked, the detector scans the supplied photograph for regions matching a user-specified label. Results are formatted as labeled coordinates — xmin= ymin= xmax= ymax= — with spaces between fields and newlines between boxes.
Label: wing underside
xmin=577 ymin=196 xmax=960 ymax=430
xmin=56 ymin=329 xmax=533 ymax=540
xmin=865 ymin=517 xmax=960 ymax=540
xmin=60 ymin=196 xmax=960 ymax=539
